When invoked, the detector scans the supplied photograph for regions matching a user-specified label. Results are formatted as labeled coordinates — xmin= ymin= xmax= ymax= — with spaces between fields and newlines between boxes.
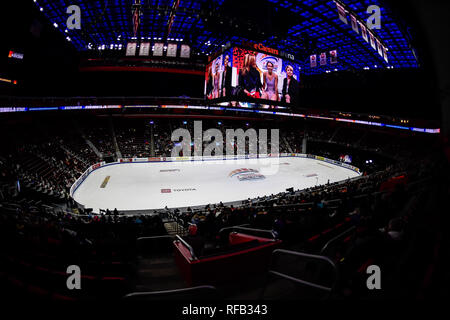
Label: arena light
xmin=336 ymin=118 xmax=355 ymax=123
xmin=224 ymin=108 xmax=254 ymax=113
xmin=0 ymin=77 xmax=13 ymax=83
xmin=185 ymin=106 xmax=208 ymax=110
xmin=124 ymin=105 xmax=159 ymax=109
xmin=257 ymin=111 xmax=276 ymax=115
xmin=0 ymin=77 xmax=18 ymax=85
xmin=308 ymin=115 xmax=334 ymax=121
xmin=29 ymin=107 xmax=59 ymax=111
xmin=0 ymin=103 xmax=441 ymax=134
xmin=35 ymin=1 xmax=419 ymax=73
xmin=423 ymin=128 xmax=440 ymax=134
xmin=385 ymin=124 xmax=410 ymax=130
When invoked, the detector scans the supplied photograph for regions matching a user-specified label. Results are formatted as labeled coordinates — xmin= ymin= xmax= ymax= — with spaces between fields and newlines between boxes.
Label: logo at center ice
xmin=229 ymin=168 xmax=266 ymax=181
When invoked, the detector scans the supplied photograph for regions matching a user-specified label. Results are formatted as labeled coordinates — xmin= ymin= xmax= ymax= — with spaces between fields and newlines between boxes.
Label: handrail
xmin=175 ymin=234 xmax=198 ymax=260
xmin=122 ymin=285 xmax=217 ymax=299
xmin=137 ymin=235 xmax=176 ymax=242
xmin=217 ymin=224 xmax=250 ymax=235
xmin=219 ymin=226 xmax=276 ymax=240
xmin=260 ymin=249 xmax=338 ymax=299
xmin=267 ymin=270 xmax=333 ymax=292
xmin=320 ymin=226 xmax=356 ymax=256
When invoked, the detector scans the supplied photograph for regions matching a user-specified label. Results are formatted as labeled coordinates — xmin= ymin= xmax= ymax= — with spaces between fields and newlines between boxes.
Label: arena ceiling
xmin=34 ymin=0 xmax=419 ymax=74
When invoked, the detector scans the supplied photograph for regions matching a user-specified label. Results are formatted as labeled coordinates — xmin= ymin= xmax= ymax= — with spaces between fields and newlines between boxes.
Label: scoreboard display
xmin=204 ymin=43 xmax=301 ymax=107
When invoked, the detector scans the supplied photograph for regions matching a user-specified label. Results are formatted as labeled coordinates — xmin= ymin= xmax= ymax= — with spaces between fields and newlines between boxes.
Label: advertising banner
xmin=310 ymin=54 xmax=317 ymax=68
xmin=180 ymin=44 xmax=191 ymax=58
xmin=350 ymin=14 xmax=359 ymax=34
xmin=360 ymin=22 xmax=368 ymax=42
xmin=320 ymin=52 xmax=327 ymax=66
xmin=153 ymin=43 xmax=164 ymax=56
xmin=369 ymin=32 xmax=377 ymax=50
xmin=377 ymin=39 xmax=384 ymax=57
xmin=330 ymin=50 xmax=338 ymax=64
xmin=383 ymin=46 xmax=389 ymax=63
xmin=126 ymin=42 xmax=137 ymax=56
xmin=92 ymin=163 xmax=102 ymax=170
xmin=167 ymin=43 xmax=178 ymax=57
xmin=336 ymin=2 xmax=348 ymax=24
xmin=139 ymin=42 xmax=151 ymax=56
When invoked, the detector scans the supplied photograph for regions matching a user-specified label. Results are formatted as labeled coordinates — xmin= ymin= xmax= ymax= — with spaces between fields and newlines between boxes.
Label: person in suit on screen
xmin=281 ymin=65 xmax=299 ymax=106
xmin=221 ymin=55 xmax=232 ymax=98
xmin=213 ymin=63 xmax=221 ymax=99
xmin=206 ymin=66 xmax=214 ymax=99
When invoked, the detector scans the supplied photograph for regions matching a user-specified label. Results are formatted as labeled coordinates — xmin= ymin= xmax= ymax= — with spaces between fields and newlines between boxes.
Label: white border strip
xmin=69 ymin=154 xmax=361 ymax=199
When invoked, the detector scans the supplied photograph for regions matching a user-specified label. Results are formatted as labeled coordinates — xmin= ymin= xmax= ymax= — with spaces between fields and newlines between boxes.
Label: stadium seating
xmin=174 ymin=232 xmax=282 ymax=286
xmin=0 ymin=115 xmax=443 ymax=300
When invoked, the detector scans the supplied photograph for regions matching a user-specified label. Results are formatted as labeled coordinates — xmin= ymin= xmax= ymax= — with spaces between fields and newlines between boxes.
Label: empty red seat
xmin=174 ymin=233 xmax=281 ymax=286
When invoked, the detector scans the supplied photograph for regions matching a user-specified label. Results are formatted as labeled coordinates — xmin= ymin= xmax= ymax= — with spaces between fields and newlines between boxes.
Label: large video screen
xmin=205 ymin=47 xmax=301 ymax=107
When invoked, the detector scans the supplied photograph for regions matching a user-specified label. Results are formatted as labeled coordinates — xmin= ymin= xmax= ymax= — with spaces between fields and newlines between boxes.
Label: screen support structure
xmin=132 ymin=0 xmax=142 ymax=37
xmin=166 ymin=0 xmax=181 ymax=39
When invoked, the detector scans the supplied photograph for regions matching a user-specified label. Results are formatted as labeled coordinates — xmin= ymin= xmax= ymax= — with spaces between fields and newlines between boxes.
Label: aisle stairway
xmin=135 ymin=256 xmax=186 ymax=292
xmin=108 ymin=115 xmax=122 ymax=159
xmin=164 ymin=221 xmax=187 ymax=236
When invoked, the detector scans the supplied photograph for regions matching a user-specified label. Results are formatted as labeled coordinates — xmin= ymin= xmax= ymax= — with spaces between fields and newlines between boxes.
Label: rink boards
xmin=71 ymin=154 xmax=361 ymax=213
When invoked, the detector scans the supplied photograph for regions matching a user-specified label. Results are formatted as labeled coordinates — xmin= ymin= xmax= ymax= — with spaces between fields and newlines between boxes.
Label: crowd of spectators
xmin=84 ymin=126 xmax=116 ymax=158
xmin=0 ymin=199 xmax=168 ymax=299
xmin=114 ymin=121 xmax=151 ymax=158
xmin=0 ymin=115 xmax=445 ymax=300
xmin=0 ymin=117 xmax=435 ymax=207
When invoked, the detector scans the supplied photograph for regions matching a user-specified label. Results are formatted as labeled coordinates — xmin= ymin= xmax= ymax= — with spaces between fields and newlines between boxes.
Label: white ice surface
xmin=72 ymin=157 xmax=360 ymax=212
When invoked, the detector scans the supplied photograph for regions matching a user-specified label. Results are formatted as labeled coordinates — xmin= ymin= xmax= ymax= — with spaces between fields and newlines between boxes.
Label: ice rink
xmin=72 ymin=157 xmax=360 ymax=213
